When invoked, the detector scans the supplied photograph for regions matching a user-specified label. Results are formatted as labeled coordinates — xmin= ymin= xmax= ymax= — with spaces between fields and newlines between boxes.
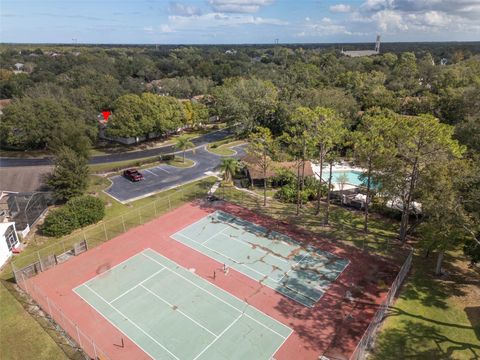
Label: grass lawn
xmin=89 ymin=154 xmax=195 ymax=173
xmin=372 ymin=251 xmax=480 ymax=360
xmin=216 ymin=186 xmax=480 ymax=360
xmin=0 ymin=281 xmax=70 ymax=360
xmin=206 ymin=139 xmax=244 ymax=156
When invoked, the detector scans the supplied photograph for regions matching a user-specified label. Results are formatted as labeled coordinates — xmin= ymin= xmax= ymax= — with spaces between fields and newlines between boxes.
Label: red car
xmin=123 ymin=169 xmax=144 ymax=182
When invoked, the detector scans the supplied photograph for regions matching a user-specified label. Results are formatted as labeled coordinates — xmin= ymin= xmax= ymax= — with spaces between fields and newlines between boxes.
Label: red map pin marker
xmin=101 ymin=111 xmax=111 ymax=121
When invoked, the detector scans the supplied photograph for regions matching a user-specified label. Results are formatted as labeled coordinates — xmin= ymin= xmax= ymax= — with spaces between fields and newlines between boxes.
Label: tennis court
xmin=171 ymin=210 xmax=349 ymax=307
xmin=74 ymin=248 xmax=292 ymax=360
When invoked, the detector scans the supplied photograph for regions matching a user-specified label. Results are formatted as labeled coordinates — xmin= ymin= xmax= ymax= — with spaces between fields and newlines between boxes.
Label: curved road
xmin=0 ymin=128 xmax=233 ymax=167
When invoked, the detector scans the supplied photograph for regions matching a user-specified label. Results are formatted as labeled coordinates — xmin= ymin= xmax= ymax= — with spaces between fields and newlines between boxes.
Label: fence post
xmin=103 ymin=222 xmax=108 ymax=241
xmin=37 ymin=251 xmax=43 ymax=272
xmin=46 ymin=296 xmax=52 ymax=316
xmin=21 ymin=271 xmax=29 ymax=294
xmin=121 ymin=215 xmax=126 ymax=233
xmin=75 ymin=324 xmax=83 ymax=348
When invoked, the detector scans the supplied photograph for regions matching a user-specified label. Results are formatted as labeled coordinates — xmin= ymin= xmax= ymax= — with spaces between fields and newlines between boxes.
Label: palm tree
xmin=219 ymin=158 xmax=239 ymax=184
xmin=175 ymin=136 xmax=194 ymax=163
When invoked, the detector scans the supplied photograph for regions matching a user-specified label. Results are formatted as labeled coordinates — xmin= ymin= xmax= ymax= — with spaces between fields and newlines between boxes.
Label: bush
xmin=42 ymin=195 xmax=105 ymax=237
xmin=160 ymin=154 xmax=175 ymax=161
xmin=42 ymin=208 xmax=78 ymax=237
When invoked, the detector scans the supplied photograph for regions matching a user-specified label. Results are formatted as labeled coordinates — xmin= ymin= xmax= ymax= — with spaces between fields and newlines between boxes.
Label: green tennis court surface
xmin=74 ymin=248 xmax=291 ymax=360
xmin=172 ymin=211 xmax=349 ymax=307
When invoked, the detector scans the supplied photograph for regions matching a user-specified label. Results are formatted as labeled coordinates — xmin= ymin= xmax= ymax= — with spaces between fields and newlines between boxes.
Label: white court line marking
xmin=276 ymin=253 xmax=311 ymax=284
xmin=175 ymin=232 xmax=274 ymax=281
xmin=74 ymin=252 xmax=158 ymax=290
xmin=142 ymin=250 xmax=290 ymax=340
xmin=192 ymin=314 xmax=242 ymax=360
xmin=166 ymin=234 xmax=315 ymax=307
xmin=109 ymin=267 xmax=165 ymax=304
xmin=140 ymin=285 xmax=218 ymax=338
xmin=155 ymin=166 xmax=170 ymax=174
xmin=74 ymin=288 xmax=157 ymax=360
xmin=144 ymin=169 xmax=158 ymax=177
xmin=217 ymin=231 xmax=290 ymax=265
xmin=200 ymin=225 xmax=231 ymax=244
xmin=84 ymin=283 xmax=181 ymax=360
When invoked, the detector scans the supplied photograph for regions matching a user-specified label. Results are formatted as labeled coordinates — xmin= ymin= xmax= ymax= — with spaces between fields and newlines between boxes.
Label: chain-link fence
xmin=349 ymin=248 xmax=413 ymax=360
xmin=10 ymin=184 xmax=211 ymax=360
xmin=16 ymin=273 xmax=112 ymax=360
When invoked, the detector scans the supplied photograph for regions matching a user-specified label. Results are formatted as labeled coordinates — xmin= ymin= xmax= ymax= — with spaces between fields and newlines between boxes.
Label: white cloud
xmin=160 ymin=24 xmax=175 ymax=33
xmin=296 ymin=17 xmax=354 ymax=37
xmin=168 ymin=2 xmax=202 ymax=16
xmin=168 ymin=12 xmax=288 ymax=29
xmin=207 ymin=0 xmax=275 ymax=13
xmin=329 ymin=4 xmax=352 ymax=13
xmin=143 ymin=26 xmax=154 ymax=33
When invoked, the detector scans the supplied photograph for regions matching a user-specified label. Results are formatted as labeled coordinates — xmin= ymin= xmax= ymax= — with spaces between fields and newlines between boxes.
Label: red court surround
xmin=26 ymin=200 xmax=399 ymax=360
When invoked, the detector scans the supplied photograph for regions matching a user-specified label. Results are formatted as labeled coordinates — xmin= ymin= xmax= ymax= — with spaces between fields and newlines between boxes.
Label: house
xmin=0 ymin=222 xmax=20 ymax=268
xmin=242 ymin=154 xmax=314 ymax=186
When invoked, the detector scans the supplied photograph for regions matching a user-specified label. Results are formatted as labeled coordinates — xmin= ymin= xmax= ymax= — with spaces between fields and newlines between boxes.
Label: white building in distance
xmin=341 ymin=35 xmax=381 ymax=57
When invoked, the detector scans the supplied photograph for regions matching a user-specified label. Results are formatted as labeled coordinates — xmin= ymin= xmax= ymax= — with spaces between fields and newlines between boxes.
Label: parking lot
xmin=105 ymin=145 xmax=246 ymax=203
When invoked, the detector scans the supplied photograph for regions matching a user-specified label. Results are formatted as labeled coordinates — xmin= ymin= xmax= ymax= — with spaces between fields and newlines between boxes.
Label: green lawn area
xmin=372 ymin=252 xmax=480 ymax=360
xmin=0 ymin=281 xmax=70 ymax=360
xmin=89 ymin=154 xmax=195 ymax=173
xmin=215 ymin=186 xmax=480 ymax=360
xmin=206 ymin=139 xmax=244 ymax=156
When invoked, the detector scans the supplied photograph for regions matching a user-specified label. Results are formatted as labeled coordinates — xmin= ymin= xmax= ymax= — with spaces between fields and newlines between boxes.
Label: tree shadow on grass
xmin=400 ymin=254 xmax=469 ymax=309
xmin=372 ymin=320 xmax=480 ymax=360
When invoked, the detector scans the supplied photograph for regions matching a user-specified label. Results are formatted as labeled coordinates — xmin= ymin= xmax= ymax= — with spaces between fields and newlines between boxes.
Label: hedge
xmin=42 ymin=195 xmax=105 ymax=237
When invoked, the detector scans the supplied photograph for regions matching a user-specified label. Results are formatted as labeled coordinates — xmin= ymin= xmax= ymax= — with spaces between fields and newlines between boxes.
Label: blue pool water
xmin=322 ymin=170 xmax=365 ymax=186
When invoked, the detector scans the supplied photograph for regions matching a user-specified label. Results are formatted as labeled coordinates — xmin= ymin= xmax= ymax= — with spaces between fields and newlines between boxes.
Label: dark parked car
xmin=123 ymin=169 xmax=144 ymax=182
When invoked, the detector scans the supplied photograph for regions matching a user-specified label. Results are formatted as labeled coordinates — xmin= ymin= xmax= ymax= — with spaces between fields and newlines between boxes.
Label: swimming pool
xmin=322 ymin=170 xmax=365 ymax=187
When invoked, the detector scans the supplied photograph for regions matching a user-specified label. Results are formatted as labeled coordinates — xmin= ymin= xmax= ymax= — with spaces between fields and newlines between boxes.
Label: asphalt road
xmin=0 ymin=128 xmax=233 ymax=167
xmin=105 ymin=144 xmax=246 ymax=203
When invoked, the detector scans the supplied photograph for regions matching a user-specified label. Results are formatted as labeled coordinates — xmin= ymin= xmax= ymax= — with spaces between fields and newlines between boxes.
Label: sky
xmin=1 ymin=0 xmax=480 ymax=44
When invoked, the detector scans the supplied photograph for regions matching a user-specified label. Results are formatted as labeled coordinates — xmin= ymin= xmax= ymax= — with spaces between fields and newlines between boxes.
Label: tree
xmin=219 ymin=158 xmax=239 ymax=184
xmin=379 ymin=113 xmax=465 ymax=243
xmin=48 ymin=146 xmax=89 ymax=201
xmin=337 ymin=173 xmax=348 ymax=204
xmin=417 ymin=160 xmax=469 ymax=274
xmin=175 ymin=136 xmax=194 ymax=163
xmin=310 ymin=107 xmax=346 ymax=216
xmin=214 ymin=77 xmax=278 ymax=135
xmin=248 ymin=127 xmax=276 ymax=206
xmin=353 ymin=109 xmax=396 ymax=232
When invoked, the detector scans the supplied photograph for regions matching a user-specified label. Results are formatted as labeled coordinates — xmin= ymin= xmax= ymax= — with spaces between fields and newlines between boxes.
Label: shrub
xmin=42 ymin=195 xmax=105 ymax=237
xmin=160 ymin=154 xmax=175 ymax=161
xmin=42 ymin=208 xmax=78 ymax=237
xmin=66 ymin=196 xmax=105 ymax=227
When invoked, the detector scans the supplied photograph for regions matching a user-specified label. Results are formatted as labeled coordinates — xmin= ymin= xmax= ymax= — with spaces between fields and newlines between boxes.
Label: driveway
xmin=105 ymin=145 xmax=246 ymax=203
